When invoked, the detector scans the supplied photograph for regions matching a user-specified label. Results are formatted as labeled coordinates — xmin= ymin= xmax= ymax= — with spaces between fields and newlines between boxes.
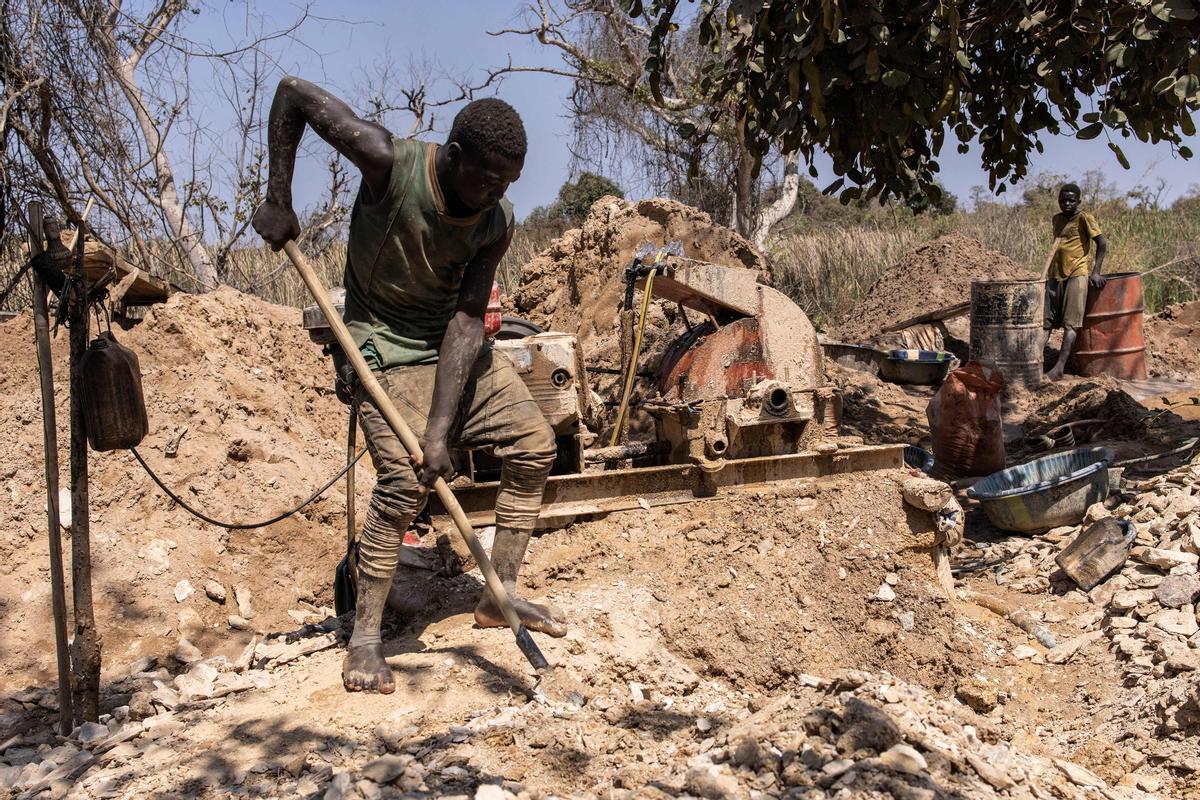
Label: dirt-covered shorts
xmin=1044 ymin=276 xmax=1088 ymax=331
xmin=356 ymin=346 xmax=556 ymax=525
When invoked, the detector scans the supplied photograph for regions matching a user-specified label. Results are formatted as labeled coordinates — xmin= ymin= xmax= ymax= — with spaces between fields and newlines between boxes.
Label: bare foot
xmin=342 ymin=644 xmax=396 ymax=693
xmin=474 ymin=592 xmax=568 ymax=638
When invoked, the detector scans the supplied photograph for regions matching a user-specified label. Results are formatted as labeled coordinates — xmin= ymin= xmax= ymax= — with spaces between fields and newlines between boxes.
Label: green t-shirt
xmin=343 ymin=138 xmax=513 ymax=368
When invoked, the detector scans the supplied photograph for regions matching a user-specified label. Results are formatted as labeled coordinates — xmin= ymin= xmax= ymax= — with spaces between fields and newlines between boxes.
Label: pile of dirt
xmin=510 ymin=195 xmax=765 ymax=339
xmin=833 ymin=234 xmax=1027 ymax=344
xmin=1019 ymin=378 xmax=1153 ymax=442
xmin=1145 ymin=300 xmax=1200 ymax=381
xmin=0 ymin=287 xmax=362 ymax=687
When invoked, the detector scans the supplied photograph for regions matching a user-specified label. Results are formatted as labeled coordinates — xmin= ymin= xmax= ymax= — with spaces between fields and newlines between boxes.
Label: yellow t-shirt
xmin=1050 ymin=210 xmax=1103 ymax=280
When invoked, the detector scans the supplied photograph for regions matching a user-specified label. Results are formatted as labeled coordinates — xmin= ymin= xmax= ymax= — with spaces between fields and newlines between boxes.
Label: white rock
xmin=897 ymin=611 xmax=915 ymax=631
xmin=174 ymin=580 xmax=194 ymax=603
xmin=174 ymin=638 xmax=202 ymax=664
xmin=1154 ymin=609 xmax=1199 ymax=637
xmin=628 ymin=682 xmax=646 ymax=702
xmin=474 ymin=786 xmax=511 ymax=800
xmin=228 ymin=615 xmax=252 ymax=631
xmin=1054 ymin=759 xmax=1106 ymax=788
xmin=204 ymin=581 xmax=227 ymax=603
xmin=234 ymin=585 xmax=255 ymax=620
xmin=1111 ymin=589 xmax=1155 ymax=611
xmin=1012 ymin=645 xmax=1038 ymax=660
xmin=874 ymin=584 xmax=896 ymax=602
xmin=879 ymin=744 xmax=927 ymax=774
xmin=884 ymin=572 xmax=899 ymax=586
xmin=1135 ymin=547 xmax=1199 ymax=570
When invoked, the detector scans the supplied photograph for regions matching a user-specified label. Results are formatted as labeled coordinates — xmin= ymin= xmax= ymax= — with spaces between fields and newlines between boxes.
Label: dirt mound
xmin=510 ymin=196 xmax=765 ymax=338
xmin=1145 ymin=300 xmax=1200 ymax=380
xmin=0 ymin=287 xmax=360 ymax=687
xmin=530 ymin=472 xmax=975 ymax=694
xmin=833 ymin=234 xmax=1026 ymax=344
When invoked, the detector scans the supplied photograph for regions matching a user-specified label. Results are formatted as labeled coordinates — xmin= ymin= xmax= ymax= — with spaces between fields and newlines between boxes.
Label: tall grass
xmin=768 ymin=196 xmax=1200 ymax=325
xmin=771 ymin=227 xmax=920 ymax=328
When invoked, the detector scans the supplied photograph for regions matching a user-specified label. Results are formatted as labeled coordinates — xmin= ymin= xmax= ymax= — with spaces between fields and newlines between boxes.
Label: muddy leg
xmin=343 ymin=566 xmax=396 ymax=693
xmin=343 ymin=504 xmax=407 ymax=693
xmin=474 ymin=526 xmax=567 ymax=637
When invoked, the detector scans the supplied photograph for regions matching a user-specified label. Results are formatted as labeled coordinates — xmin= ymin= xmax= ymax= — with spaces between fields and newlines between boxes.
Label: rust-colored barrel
xmin=970 ymin=279 xmax=1044 ymax=391
xmin=1067 ymin=272 xmax=1148 ymax=380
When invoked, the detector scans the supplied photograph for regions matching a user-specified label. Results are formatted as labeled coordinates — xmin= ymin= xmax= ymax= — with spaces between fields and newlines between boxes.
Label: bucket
xmin=1067 ymin=272 xmax=1148 ymax=380
xmin=969 ymin=279 xmax=1044 ymax=391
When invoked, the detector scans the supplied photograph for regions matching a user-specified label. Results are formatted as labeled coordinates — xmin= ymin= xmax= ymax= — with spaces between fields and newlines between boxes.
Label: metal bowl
xmin=967 ymin=446 xmax=1115 ymax=534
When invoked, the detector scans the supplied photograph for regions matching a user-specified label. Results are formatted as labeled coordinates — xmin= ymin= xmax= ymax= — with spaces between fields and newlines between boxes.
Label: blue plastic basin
xmin=967 ymin=446 xmax=1115 ymax=533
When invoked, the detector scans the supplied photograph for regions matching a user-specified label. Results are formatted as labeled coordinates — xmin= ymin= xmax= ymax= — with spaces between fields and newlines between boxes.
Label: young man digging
xmin=252 ymin=78 xmax=567 ymax=694
xmin=1043 ymin=182 xmax=1108 ymax=381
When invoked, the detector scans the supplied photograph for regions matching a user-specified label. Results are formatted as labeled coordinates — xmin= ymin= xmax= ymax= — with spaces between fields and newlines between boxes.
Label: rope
xmin=129 ymin=446 xmax=368 ymax=530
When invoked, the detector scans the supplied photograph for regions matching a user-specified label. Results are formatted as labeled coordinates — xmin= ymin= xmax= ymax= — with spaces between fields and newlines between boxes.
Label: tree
xmin=555 ymin=171 xmax=623 ymax=224
xmin=494 ymin=0 xmax=802 ymax=249
xmin=631 ymin=0 xmax=1200 ymax=208
xmin=0 ymin=0 xmax=309 ymax=291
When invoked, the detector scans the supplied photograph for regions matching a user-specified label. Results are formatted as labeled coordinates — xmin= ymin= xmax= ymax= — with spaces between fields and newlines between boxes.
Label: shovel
xmin=282 ymin=240 xmax=551 ymax=674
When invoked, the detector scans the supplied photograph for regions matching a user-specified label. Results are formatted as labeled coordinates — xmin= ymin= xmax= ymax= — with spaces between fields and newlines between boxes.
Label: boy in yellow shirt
xmin=1044 ymin=183 xmax=1107 ymax=381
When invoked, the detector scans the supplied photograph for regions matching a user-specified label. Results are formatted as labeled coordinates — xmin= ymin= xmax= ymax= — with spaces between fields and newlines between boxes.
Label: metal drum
xmin=1067 ymin=272 xmax=1148 ymax=380
xmin=970 ymin=279 xmax=1044 ymax=391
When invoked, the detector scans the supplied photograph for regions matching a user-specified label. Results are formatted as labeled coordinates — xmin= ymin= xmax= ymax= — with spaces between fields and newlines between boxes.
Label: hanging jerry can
xmin=484 ymin=281 xmax=502 ymax=338
xmin=79 ymin=331 xmax=148 ymax=451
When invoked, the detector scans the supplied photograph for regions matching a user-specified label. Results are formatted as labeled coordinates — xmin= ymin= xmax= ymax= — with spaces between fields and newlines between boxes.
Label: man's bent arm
xmin=1092 ymin=234 xmax=1107 ymax=273
xmin=255 ymin=77 xmax=393 ymax=248
xmin=417 ymin=227 xmax=515 ymax=489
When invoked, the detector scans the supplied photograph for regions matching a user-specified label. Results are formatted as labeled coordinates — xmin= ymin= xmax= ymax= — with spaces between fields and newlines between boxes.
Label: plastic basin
xmin=821 ymin=342 xmax=886 ymax=375
xmin=903 ymin=445 xmax=935 ymax=474
xmin=967 ymin=446 xmax=1115 ymax=533
xmin=879 ymin=356 xmax=953 ymax=385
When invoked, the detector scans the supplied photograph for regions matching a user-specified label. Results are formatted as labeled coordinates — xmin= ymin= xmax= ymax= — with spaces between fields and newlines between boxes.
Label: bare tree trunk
xmin=733 ymin=118 xmax=755 ymax=241
xmin=110 ymin=57 xmax=219 ymax=291
xmin=750 ymin=151 xmax=801 ymax=251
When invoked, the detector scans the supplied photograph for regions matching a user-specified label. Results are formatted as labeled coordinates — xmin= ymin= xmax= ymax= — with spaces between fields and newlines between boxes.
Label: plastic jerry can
xmin=79 ymin=331 xmax=149 ymax=451
xmin=1055 ymin=517 xmax=1135 ymax=591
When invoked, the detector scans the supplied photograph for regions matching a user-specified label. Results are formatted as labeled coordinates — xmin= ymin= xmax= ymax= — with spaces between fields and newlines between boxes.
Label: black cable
xmin=129 ymin=446 xmax=368 ymax=530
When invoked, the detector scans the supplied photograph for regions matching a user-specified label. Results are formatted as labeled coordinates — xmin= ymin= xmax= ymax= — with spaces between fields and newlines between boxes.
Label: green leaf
xmin=1077 ymin=122 xmax=1104 ymax=139
xmin=1181 ymin=145 xmax=1194 ymax=158
xmin=1154 ymin=75 xmax=1178 ymax=94
xmin=881 ymin=69 xmax=910 ymax=87
xmin=1108 ymin=141 xmax=1131 ymax=169
xmin=956 ymin=51 xmax=971 ymax=70
xmin=822 ymin=177 xmax=845 ymax=195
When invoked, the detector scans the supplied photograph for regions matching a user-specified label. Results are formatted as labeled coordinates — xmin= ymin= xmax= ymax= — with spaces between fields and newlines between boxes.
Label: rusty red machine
xmin=305 ymin=255 xmax=903 ymax=528
xmin=447 ymin=255 xmax=901 ymax=526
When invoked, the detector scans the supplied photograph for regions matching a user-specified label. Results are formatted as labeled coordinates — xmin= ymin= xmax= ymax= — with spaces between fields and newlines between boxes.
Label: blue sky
xmin=175 ymin=1 xmax=1199 ymax=221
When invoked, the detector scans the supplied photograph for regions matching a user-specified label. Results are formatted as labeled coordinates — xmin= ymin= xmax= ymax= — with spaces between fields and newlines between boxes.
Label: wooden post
xmin=68 ymin=224 xmax=101 ymax=722
xmin=26 ymin=202 xmax=75 ymax=734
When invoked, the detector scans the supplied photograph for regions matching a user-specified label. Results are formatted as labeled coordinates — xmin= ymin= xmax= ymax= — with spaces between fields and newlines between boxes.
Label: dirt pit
xmin=831 ymin=234 xmax=1026 ymax=345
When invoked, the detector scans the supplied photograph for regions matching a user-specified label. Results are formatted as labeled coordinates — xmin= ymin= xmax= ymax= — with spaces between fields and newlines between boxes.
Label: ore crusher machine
xmin=304 ymin=255 xmax=904 ymax=528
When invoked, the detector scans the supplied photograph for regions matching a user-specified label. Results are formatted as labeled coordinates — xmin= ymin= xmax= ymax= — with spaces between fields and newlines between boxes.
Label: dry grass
xmin=768 ymin=198 xmax=1200 ymax=327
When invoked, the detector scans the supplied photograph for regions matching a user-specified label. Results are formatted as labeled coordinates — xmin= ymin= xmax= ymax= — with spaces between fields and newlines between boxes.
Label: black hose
xmin=129 ymin=446 xmax=368 ymax=530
